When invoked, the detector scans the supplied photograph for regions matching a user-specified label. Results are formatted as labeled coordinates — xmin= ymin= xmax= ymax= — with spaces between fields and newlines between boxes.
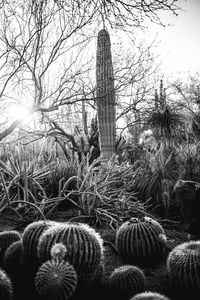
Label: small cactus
xmin=50 ymin=243 xmax=67 ymax=263
xmin=0 ymin=268 xmax=13 ymax=300
xmin=167 ymin=240 xmax=200 ymax=291
xmin=130 ymin=291 xmax=170 ymax=300
xmin=109 ymin=265 xmax=146 ymax=299
xmin=116 ymin=216 xmax=166 ymax=266
xmin=35 ymin=260 xmax=77 ymax=300
xmin=21 ymin=220 xmax=57 ymax=265
xmin=37 ymin=222 xmax=104 ymax=281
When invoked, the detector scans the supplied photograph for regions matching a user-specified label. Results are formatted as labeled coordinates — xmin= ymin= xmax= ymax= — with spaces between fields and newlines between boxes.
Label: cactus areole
xmin=96 ymin=29 xmax=116 ymax=160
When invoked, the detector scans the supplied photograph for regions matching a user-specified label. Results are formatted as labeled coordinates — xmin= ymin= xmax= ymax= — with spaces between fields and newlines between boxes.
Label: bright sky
xmin=145 ymin=0 xmax=200 ymax=78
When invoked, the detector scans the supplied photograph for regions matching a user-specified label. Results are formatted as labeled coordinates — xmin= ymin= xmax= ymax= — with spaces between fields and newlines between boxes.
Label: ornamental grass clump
xmin=116 ymin=216 xmax=166 ymax=266
xmin=109 ymin=265 xmax=146 ymax=299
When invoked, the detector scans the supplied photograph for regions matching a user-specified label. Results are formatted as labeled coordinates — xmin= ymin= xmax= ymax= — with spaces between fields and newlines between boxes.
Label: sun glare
xmin=8 ymin=104 xmax=30 ymax=121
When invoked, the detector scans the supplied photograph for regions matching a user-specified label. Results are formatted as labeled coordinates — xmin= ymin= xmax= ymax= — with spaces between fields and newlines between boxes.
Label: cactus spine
xmin=130 ymin=291 xmax=170 ymax=300
xmin=167 ymin=240 xmax=200 ymax=291
xmin=96 ymin=29 xmax=116 ymax=160
xmin=37 ymin=222 xmax=104 ymax=281
xmin=110 ymin=265 xmax=146 ymax=299
xmin=0 ymin=268 xmax=13 ymax=300
xmin=35 ymin=260 xmax=77 ymax=300
xmin=116 ymin=216 xmax=166 ymax=266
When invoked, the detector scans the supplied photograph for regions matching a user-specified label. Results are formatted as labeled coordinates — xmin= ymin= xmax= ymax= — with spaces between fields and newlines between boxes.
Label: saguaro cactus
xmin=96 ymin=29 xmax=116 ymax=160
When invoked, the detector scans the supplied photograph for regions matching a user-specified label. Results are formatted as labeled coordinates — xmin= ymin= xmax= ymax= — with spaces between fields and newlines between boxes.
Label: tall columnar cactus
xmin=37 ymin=222 xmax=104 ymax=281
xmin=116 ymin=216 xmax=166 ymax=266
xmin=0 ymin=268 xmax=13 ymax=300
xmin=96 ymin=29 xmax=116 ymax=160
xmin=167 ymin=240 xmax=200 ymax=291
xmin=21 ymin=220 xmax=57 ymax=266
xmin=35 ymin=260 xmax=77 ymax=300
xmin=130 ymin=291 xmax=170 ymax=300
xmin=109 ymin=265 xmax=146 ymax=299
xmin=0 ymin=230 xmax=21 ymax=266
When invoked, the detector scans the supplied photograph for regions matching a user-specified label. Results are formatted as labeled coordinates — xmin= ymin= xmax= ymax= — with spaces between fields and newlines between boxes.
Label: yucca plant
xmin=96 ymin=29 xmax=116 ymax=160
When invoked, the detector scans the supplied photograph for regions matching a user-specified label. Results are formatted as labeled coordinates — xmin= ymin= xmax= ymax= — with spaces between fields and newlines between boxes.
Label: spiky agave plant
xmin=96 ymin=29 xmax=116 ymax=160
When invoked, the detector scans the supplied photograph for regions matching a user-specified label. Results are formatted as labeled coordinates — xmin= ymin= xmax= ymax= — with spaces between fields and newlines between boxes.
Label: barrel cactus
xmin=37 ymin=222 xmax=104 ymax=281
xmin=50 ymin=243 xmax=67 ymax=263
xmin=0 ymin=230 xmax=21 ymax=266
xmin=116 ymin=216 xmax=166 ymax=265
xmin=167 ymin=240 xmax=200 ymax=291
xmin=0 ymin=268 xmax=13 ymax=300
xmin=131 ymin=291 xmax=170 ymax=300
xmin=21 ymin=220 xmax=57 ymax=265
xmin=110 ymin=265 xmax=146 ymax=299
xmin=35 ymin=260 xmax=77 ymax=300
xmin=3 ymin=241 xmax=23 ymax=274
xmin=96 ymin=29 xmax=116 ymax=160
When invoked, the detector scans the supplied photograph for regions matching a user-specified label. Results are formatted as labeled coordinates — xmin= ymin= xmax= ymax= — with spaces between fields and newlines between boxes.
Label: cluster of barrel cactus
xmin=35 ymin=243 xmax=78 ymax=300
xmin=116 ymin=216 xmax=167 ymax=266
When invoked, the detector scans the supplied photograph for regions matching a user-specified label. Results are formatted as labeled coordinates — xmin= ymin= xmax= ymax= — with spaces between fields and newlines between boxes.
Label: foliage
xmin=175 ymin=140 xmax=200 ymax=182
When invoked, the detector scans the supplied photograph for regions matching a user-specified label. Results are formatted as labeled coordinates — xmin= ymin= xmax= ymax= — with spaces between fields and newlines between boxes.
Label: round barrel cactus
xmin=110 ymin=265 xmax=146 ymax=299
xmin=131 ymin=291 xmax=170 ymax=300
xmin=35 ymin=260 xmax=77 ymax=300
xmin=37 ymin=222 xmax=104 ymax=281
xmin=116 ymin=216 xmax=166 ymax=265
xmin=21 ymin=220 xmax=57 ymax=265
xmin=0 ymin=268 xmax=13 ymax=300
xmin=167 ymin=240 xmax=200 ymax=291
xmin=3 ymin=241 xmax=23 ymax=274
xmin=0 ymin=230 xmax=21 ymax=266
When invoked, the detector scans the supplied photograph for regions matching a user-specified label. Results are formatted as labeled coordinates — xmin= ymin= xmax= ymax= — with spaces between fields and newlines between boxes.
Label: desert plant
xmin=35 ymin=260 xmax=77 ymax=300
xmin=21 ymin=220 xmax=57 ymax=267
xmin=167 ymin=240 xmax=200 ymax=291
xmin=0 ymin=268 xmax=13 ymax=300
xmin=131 ymin=291 xmax=170 ymax=300
xmin=3 ymin=241 xmax=23 ymax=275
xmin=109 ymin=265 xmax=146 ymax=299
xmin=50 ymin=243 xmax=67 ymax=263
xmin=37 ymin=222 xmax=104 ymax=281
xmin=0 ymin=230 xmax=21 ymax=266
xmin=96 ymin=29 xmax=116 ymax=160
xmin=116 ymin=216 xmax=166 ymax=266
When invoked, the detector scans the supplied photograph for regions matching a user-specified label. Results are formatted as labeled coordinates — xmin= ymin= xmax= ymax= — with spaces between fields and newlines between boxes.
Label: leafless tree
xmin=0 ymin=0 xmax=181 ymax=143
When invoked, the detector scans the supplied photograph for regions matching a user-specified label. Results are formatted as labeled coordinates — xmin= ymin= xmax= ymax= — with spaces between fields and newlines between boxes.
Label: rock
xmin=174 ymin=180 xmax=200 ymax=235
